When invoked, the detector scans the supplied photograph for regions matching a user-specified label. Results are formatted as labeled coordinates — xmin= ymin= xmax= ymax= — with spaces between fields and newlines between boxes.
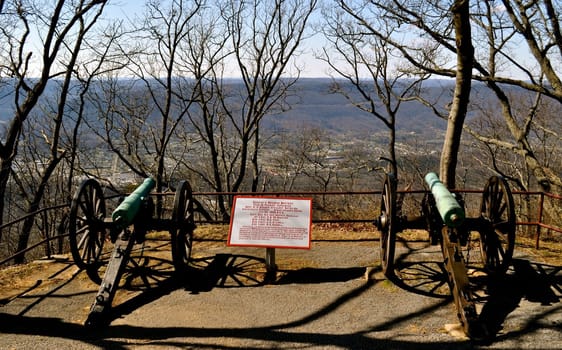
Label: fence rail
xmin=1 ymin=189 xmax=560 ymax=267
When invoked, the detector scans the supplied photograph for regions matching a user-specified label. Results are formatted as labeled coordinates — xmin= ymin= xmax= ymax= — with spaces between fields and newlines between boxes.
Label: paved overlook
xmin=1 ymin=228 xmax=561 ymax=350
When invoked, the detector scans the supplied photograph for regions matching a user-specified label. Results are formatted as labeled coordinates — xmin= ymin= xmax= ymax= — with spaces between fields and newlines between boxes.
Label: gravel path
xmin=1 ymin=239 xmax=560 ymax=349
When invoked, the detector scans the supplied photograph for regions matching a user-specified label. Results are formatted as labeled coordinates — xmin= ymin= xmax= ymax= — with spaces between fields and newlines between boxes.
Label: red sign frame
xmin=227 ymin=196 xmax=312 ymax=249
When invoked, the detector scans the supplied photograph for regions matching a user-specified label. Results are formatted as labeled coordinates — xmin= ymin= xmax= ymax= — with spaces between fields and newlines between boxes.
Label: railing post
xmin=535 ymin=192 xmax=544 ymax=249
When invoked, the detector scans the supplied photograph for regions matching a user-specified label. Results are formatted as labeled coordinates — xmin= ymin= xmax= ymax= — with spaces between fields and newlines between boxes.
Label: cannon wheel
xmin=478 ymin=176 xmax=515 ymax=276
xmin=379 ymin=173 xmax=398 ymax=277
xmin=170 ymin=180 xmax=195 ymax=274
xmin=69 ymin=179 xmax=107 ymax=280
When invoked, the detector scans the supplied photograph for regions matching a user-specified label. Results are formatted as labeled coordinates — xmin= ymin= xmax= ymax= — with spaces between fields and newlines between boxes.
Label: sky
xmin=103 ymin=0 xmax=333 ymax=78
xmin=14 ymin=0 xmax=537 ymax=81
xmin=102 ymin=1 xmax=536 ymax=81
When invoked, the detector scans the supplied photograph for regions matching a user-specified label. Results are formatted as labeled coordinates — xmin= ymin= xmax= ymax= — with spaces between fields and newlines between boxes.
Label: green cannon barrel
xmin=112 ymin=177 xmax=156 ymax=230
xmin=424 ymin=172 xmax=465 ymax=227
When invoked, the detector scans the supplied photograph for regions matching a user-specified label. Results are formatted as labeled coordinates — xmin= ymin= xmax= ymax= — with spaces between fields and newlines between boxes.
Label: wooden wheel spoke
xmin=94 ymin=234 xmax=104 ymax=250
xmin=170 ymin=180 xmax=194 ymax=273
xmin=496 ymin=243 xmax=506 ymax=259
xmin=77 ymin=230 xmax=90 ymax=249
xmin=78 ymin=200 xmax=90 ymax=217
xmin=75 ymin=223 xmax=89 ymax=235
xmin=378 ymin=174 xmax=396 ymax=277
xmin=495 ymin=201 xmax=507 ymax=220
xmin=479 ymin=176 xmax=515 ymax=275
xmin=86 ymin=235 xmax=97 ymax=257
xmin=69 ymin=178 xmax=107 ymax=281
xmin=494 ymin=220 xmax=511 ymax=234
xmin=82 ymin=241 xmax=93 ymax=262
xmin=85 ymin=188 xmax=96 ymax=213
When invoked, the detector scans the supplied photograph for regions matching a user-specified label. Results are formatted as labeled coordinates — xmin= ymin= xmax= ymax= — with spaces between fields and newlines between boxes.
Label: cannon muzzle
xmin=112 ymin=177 xmax=156 ymax=231
xmin=424 ymin=172 xmax=465 ymax=227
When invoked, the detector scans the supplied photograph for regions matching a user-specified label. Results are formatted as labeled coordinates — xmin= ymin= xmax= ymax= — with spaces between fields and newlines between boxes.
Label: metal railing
xmin=1 ymin=189 xmax=560 ymax=267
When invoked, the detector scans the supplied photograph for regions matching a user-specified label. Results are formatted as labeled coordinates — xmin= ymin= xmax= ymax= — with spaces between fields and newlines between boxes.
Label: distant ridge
xmin=0 ymin=78 xmax=455 ymax=139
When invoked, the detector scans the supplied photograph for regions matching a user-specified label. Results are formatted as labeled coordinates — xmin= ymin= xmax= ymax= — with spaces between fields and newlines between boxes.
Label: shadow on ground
xmin=0 ymin=254 xmax=468 ymax=350
xmin=389 ymin=254 xmax=561 ymax=342
xmin=1 ymin=252 xmax=561 ymax=349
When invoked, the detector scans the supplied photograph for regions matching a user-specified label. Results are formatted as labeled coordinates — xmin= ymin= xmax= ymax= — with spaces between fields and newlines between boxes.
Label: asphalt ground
xmin=1 ymin=236 xmax=561 ymax=349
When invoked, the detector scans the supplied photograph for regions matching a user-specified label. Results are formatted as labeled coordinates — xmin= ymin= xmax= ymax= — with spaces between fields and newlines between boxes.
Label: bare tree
xmin=464 ymin=0 xmax=562 ymax=194
xmin=11 ymin=107 xmax=73 ymax=259
xmin=466 ymin=87 xmax=562 ymax=228
xmin=320 ymin=1 xmax=435 ymax=181
xmin=65 ymin=21 xmax=129 ymax=196
xmin=0 ymin=0 xmax=108 ymax=253
xmin=172 ymin=0 xmax=317 ymax=219
xmin=269 ymin=127 xmax=335 ymax=191
xmin=170 ymin=3 xmax=234 ymax=219
xmin=87 ymin=0 xmax=203 ymax=203
xmin=325 ymin=1 xmax=561 ymax=193
xmin=221 ymin=0 xmax=317 ymax=193
xmin=269 ymin=127 xmax=318 ymax=192
xmin=323 ymin=0 xmax=472 ymax=188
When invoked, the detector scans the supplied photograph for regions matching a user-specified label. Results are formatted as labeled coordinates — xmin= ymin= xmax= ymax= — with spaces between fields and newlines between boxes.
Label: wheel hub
xmin=374 ymin=214 xmax=388 ymax=231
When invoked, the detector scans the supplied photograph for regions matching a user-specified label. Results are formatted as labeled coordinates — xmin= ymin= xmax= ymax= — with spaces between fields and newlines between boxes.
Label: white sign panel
xmin=228 ymin=196 xmax=312 ymax=249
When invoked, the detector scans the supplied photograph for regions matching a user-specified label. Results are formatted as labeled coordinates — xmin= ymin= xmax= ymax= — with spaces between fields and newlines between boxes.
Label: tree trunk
xmin=440 ymin=0 xmax=473 ymax=189
xmin=14 ymin=157 xmax=64 ymax=263
xmin=251 ymin=126 xmax=260 ymax=192
xmin=0 ymin=160 xmax=12 ymax=242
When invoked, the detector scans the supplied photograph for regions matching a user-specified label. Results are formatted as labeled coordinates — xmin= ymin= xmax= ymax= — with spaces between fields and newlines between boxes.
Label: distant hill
xmin=0 ymin=78 xmax=455 ymax=140
xmin=264 ymin=78 xmax=451 ymax=139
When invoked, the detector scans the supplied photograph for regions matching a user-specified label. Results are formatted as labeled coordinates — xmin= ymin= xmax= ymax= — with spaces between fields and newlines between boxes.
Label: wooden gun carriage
xmin=374 ymin=172 xmax=516 ymax=338
xmin=68 ymin=178 xmax=196 ymax=327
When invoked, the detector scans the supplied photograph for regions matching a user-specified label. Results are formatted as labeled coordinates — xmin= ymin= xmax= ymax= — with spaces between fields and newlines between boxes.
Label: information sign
xmin=227 ymin=196 xmax=312 ymax=249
